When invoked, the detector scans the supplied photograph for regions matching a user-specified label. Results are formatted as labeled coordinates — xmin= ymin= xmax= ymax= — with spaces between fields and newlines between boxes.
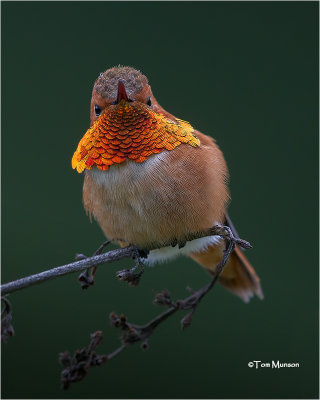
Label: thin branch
xmin=59 ymin=331 xmax=107 ymax=390
xmin=0 ymin=246 xmax=137 ymax=296
xmin=59 ymin=231 xmax=241 ymax=389
xmin=1 ymin=297 xmax=14 ymax=343
xmin=0 ymin=224 xmax=251 ymax=297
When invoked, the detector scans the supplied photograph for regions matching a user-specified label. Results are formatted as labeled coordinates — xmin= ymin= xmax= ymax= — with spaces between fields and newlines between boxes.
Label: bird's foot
xmin=76 ymin=240 xmax=111 ymax=289
xmin=135 ymin=248 xmax=149 ymax=259
xmin=210 ymin=224 xmax=252 ymax=250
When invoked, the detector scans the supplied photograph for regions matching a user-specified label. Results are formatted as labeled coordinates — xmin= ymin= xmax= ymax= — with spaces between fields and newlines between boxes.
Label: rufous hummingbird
xmin=72 ymin=66 xmax=263 ymax=302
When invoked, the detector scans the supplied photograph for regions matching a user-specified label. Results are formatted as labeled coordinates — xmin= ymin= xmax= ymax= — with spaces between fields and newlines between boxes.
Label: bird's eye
xmin=95 ymin=105 xmax=101 ymax=116
xmin=146 ymin=96 xmax=152 ymax=107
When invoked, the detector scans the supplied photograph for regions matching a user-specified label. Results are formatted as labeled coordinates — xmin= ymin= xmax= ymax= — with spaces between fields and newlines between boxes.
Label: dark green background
xmin=2 ymin=2 xmax=318 ymax=399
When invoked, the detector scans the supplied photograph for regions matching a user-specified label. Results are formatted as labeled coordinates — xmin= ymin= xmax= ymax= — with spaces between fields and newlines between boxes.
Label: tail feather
xmin=217 ymin=245 xmax=263 ymax=303
xmin=188 ymin=216 xmax=263 ymax=303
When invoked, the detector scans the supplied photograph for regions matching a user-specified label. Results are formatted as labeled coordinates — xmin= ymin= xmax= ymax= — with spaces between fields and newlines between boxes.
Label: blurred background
xmin=1 ymin=2 xmax=318 ymax=399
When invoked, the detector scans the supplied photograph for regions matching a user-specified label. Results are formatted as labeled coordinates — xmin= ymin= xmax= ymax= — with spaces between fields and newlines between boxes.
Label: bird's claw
xmin=213 ymin=224 xmax=252 ymax=250
xmin=134 ymin=248 xmax=149 ymax=259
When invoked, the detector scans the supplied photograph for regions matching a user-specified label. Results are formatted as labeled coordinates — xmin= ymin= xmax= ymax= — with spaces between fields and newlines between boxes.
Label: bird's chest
xmin=84 ymin=153 xmax=188 ymax=246
xmin=82 ymin=151 xmax=223 ymax=263
xmin=86 ymin=157 xmax=163 ymax=218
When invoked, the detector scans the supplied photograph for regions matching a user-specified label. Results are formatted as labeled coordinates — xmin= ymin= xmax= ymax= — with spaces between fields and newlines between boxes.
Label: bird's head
xmin=72 ymin=66 xmax=199 ymax=173
xmin=90 ymin=66 xmax=155 ymax=125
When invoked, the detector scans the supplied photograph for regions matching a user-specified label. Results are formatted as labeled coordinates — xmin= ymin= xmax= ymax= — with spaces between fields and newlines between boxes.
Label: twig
xmin=59 ymin=231 xmax=240 ymax=389
xmin=0 ymin=224 xmax=251 ymax=297
xmin=1 ymin=297 xmax=14 ymax=343
xmin=116 ymin=256 xmax=145 ymax=287
xmin=0 ymin=246 xmax=137 ymax=296
xmin=59 ymin=331 xmax=107 ymax=390
xmin=77 ymin=240 xmax=111 ymax=289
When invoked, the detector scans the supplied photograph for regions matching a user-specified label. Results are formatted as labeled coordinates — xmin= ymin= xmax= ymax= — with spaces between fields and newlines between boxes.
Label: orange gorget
xmin=72 ymin=100 xmax=200 ymax=173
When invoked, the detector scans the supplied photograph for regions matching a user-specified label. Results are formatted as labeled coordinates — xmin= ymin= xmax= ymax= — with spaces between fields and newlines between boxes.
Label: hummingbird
xmin=72 ymin=66 xmax=263 ymax=303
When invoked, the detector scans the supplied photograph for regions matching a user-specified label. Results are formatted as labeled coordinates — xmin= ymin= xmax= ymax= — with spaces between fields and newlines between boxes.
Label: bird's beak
xmin=116 ymin=80 xmax=129 ymax=103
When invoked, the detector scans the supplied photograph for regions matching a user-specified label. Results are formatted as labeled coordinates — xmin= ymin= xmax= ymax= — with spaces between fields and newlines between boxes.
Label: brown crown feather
xmin=94 ymin=66 xmax=148 ymax=100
